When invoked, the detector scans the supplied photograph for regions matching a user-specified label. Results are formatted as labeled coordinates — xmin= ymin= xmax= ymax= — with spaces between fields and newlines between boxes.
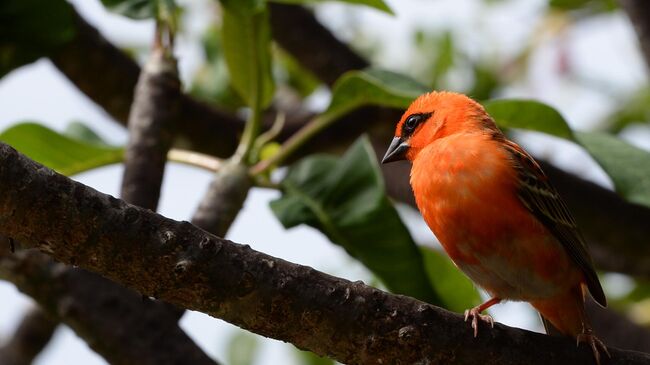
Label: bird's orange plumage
xmin=382 ymin=91 xmax=607 ymax=362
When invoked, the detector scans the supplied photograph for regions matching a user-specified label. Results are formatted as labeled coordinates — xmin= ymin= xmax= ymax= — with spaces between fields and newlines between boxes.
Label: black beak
xmin=381 ymin=137 xmax=409 ymax=164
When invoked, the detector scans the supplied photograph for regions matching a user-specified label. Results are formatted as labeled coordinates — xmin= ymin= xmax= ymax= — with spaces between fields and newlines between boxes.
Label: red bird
xmin=382 ymin=91 xmax=608 ymax=363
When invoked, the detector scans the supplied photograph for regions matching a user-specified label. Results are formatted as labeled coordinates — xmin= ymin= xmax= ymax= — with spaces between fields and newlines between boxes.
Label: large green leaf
xmin=324 ymin=69 xmax=429 ymax=121
xmin=271 ymin=136 xmax=440 ymax=303
xmin=0 ymin=0 xmax=75 ymax=77
xmin=420 ymin=247 xmax=481 ymax=313
xmin=190 ymin=25 xmax=245 ymax=110
xmin=483 ymin=99 xmax=574 ymax=140
xmin=576 ymin=132 xmax=650 ymax=208
xmin=0 ymin=122 xmax=123 ymax=176
xmin=220 ymin=2 xmax=274 ymax=108
xmin=270 ymin=0 xmax=393 ymax=14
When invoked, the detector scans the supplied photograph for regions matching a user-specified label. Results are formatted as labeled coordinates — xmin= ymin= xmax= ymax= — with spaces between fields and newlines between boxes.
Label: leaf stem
xmin=167 ymin=149 xmax=222 ymax=171
xmin=250 ymin=111 xmax=342 ymax=176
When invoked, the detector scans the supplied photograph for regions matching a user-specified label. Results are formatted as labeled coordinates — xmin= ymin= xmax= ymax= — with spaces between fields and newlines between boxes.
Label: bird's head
xmin=381 ymin=91 xmax=495 ymax=163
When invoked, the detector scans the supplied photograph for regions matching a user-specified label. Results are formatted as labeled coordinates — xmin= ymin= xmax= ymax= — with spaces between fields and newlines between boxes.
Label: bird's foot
xmin=577 ymin=329 xmax=610 ymax=365
xmin=464 ymin=307 xmax=494 ymax=337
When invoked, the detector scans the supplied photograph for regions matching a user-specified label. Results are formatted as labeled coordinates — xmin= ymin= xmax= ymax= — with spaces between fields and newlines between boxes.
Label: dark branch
xmin=121 ymin=48 xmax=180 ymax=210
xmin=0 ymin=143 xmax=649 ymax=365
xmin=0 ymin=244 xmax=219 ymax=365
xmin=0 ymin=307 xmax=57 ymax=365
xmin=191 ymin=161 xmax=252 ymax=237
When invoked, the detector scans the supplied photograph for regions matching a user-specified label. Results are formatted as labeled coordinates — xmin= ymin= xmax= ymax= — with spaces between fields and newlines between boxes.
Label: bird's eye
xmin=403 ymin=114 xmax=422 ymax=134
xmin=401 ymin=112 xmax=433 ymax=136
xmin=406 ymin=115 xmax=420 ymax=129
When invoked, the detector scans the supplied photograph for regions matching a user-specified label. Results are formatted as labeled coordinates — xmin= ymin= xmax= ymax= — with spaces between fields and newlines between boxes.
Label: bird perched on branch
xmin=382 ymin=91 xmax=608 ymax=364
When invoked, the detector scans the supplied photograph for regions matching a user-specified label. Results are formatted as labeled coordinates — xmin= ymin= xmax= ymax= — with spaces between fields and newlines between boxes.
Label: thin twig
xmin=167 ymin=149 xmax=222 ymax=172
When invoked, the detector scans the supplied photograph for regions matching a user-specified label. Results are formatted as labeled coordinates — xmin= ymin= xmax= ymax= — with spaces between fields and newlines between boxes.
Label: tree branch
xmin=0 ymin=143 xmax=649 ymax=364
xmin=0 ymin=243 xmax=219 ymax=365
xmin=191 ymin=161 xmax=252 ymax=237
xmin=0 ymin=307 xmax=57 ymax=365
xmin=121 ymin=46 xmax=180 ymax=209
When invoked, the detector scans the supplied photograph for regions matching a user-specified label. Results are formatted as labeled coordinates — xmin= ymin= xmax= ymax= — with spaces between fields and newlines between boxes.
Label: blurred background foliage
xmin=2 ymin=0 xmax=650 ymax=363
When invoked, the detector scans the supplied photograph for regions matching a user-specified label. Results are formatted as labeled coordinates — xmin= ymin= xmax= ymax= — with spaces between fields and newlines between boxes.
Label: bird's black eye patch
xmin=402 ymin=112 xmax=432 ymax=136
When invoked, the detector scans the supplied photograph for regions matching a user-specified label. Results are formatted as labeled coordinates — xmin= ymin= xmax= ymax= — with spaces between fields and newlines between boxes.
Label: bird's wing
xmin=501 ymin=139 xmax=607 ymax=307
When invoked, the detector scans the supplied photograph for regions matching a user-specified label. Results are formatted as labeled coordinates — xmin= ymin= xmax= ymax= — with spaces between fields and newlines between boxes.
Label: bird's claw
xmin=464 ymin=307 xmax=494 ymax=337
xmin=577 ymin=330 xmax=610 ymax=365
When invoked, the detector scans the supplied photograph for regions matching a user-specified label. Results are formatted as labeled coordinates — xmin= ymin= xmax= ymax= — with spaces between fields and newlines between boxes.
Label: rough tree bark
xmin=191 ymin=161 xmax=252 ymax=238
xmin=0 ymin=144 xmax=649 ymax=365
xmin=0 ymin=244 xmax=219 ymax=365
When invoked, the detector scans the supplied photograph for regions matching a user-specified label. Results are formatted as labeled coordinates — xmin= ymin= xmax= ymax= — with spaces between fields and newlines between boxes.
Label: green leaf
xmin=220 ymin=2 xmax=274 ymax=108
xmin=226 ymin=331 xmax=259 ymax=365
xmin=0 ymin=122 xmax=123 ymax=176
xmin=190 ymin=25 xmax=245 ymax=110
xmin=420 ymin=247 xmax=481 ymax=313
xmin=325 ymin=69 xmax=429 ymax=121
xmin=549 ymin=0 xmax=617 ymax=12
xmin=269 ymin=0 xmax=393 ymax=15
xmin=100 ymin=0 xmax=154 ymax=19
xmin=220 ymin=0 xmax=265 ymax=14
xmin=293 ymin=348 xmax=335 ymax=365
xmin=271 ymin=136 xmax=440 ymax=303
xmin=64 ymin=121 xmax=112 ymax=146
xmin=483 ymin=99 xmax=574 ymax=140
xmin=575 ymin=132 xmax=650 ymax=208
xmin=0 ymin=0 xmax=75 ymax=77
